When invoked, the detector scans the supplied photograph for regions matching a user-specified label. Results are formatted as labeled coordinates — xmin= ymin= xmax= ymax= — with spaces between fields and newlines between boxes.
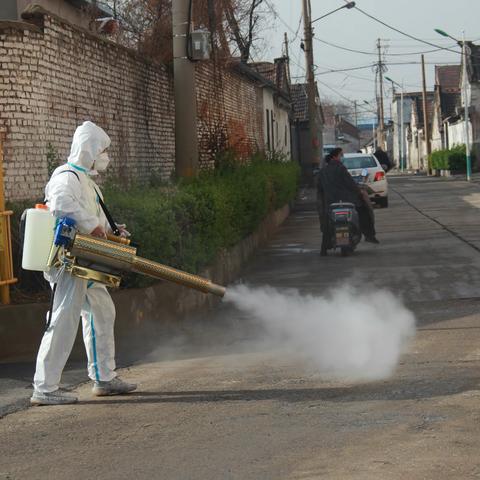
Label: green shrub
xmin=10 ymin=155 xmax=300 ymax=292
xmin=429 ymin=144 xmax=474 ymax=172
xmin=106 ymin=156 xmax=300 ymax=286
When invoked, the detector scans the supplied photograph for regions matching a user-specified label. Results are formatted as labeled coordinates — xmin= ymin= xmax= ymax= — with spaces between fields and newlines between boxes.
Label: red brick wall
xmin=195 ymin=61 xmax=264 ymax=168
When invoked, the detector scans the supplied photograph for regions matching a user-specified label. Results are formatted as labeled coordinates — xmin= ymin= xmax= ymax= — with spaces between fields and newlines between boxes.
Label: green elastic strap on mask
xmin=67 ymin=162 xmax=88 ymax=173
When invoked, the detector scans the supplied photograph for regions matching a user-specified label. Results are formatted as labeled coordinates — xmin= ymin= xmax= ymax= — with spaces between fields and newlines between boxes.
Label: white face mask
xmin=94 ymin=152 xmax=110 ymax=172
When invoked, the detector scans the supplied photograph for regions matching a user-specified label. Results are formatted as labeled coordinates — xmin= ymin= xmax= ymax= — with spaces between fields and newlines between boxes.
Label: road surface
xmin=2 ymin=175 xmax=480 ymax=479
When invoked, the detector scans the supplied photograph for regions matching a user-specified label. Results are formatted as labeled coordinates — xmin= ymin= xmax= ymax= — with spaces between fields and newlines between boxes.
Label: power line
xmin=313 ymin=37 xmax=376 ymax=56
xmin=314 ymin=60 xmax=459 ymax=76
xmin=351 ymin=5 xmax=469 ymax=57
xmin=313 ymin=36 xmax=458 ymax=57
xmin=263 ymin=0 xmax=297 ymax=35
xmin=317 ymin=80 xmax=357 ymax=104
xmin=316 ymin=64 xmax=376 ymax=75
xmin=316 ymin=81 xmax=377 ymax=115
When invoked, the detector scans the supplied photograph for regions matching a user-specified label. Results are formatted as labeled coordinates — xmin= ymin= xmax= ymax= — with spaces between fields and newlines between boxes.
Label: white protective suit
xmin=33 ymin=121 xmax=117 ymax=393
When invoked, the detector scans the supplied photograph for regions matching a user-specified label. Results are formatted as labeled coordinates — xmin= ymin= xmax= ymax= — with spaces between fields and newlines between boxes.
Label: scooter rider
xmin=374 ymin=146 xmax=392 ymax=172
xmin=31 ymin=121 xmax=137 ymax=406
xmin=317 ymin=147 xmax=379 ymax=256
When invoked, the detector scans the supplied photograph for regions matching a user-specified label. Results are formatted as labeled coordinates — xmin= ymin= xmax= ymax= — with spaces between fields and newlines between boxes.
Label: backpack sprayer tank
xmin=22 ymin=215 xmax=226 ymax=297
xmin=21 ymin=204 xmax=56 ymax=271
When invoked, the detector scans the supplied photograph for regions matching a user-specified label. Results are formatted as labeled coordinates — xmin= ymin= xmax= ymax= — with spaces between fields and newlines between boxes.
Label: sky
xmin=258 ymin=0 xmax=480 ymax=123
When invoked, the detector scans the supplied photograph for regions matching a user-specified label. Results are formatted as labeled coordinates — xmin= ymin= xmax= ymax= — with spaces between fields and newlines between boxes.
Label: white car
xmin=342 ymin=153 xmax=389 ymax=208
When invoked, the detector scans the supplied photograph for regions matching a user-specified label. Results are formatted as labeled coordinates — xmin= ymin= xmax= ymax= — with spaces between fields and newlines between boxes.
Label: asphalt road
xmin=2 ymin=175 xmax=480 ymax=479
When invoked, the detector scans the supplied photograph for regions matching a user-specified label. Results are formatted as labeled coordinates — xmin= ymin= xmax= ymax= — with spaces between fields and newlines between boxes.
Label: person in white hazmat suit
xmin=31 ymin=121 xmax=137 ymax=406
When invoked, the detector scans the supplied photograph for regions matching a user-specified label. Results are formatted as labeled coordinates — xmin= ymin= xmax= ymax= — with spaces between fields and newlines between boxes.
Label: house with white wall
xmin=449 ymin=41 xmax=480 ymax=165
xmin=249 ymin=59 xmax=292 ymax=157
xmin=391 ymin=93 xmax=420 ymax=169
xmin=407 ymin=93 xmax=434 ymax=171
xmin=431 ymin=65 xmax=461 ymax=152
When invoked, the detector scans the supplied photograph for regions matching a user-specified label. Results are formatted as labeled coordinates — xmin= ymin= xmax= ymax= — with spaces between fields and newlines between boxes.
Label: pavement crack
xmin=391 ymin=186 xmax=480 ymax=254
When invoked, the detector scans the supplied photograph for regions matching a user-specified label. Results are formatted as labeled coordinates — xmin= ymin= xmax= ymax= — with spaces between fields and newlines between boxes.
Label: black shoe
xmin=365 ymin=236 xmax=380 ymax=244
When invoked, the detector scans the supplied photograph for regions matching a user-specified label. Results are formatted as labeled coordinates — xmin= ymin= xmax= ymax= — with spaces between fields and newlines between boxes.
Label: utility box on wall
xmin=190 ymin=30 xmax=211 ymax=61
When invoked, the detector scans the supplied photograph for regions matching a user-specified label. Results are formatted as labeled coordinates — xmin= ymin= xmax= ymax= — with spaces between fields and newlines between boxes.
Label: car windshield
xmin=342 ymin=156 xmax=377 ymax=169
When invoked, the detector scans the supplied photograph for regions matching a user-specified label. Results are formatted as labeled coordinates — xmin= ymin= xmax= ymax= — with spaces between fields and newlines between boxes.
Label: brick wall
xmin=195 ymin=61 xmax=264 ymax=168
xmin=0 ymin=9 xmax=175 ymax=201
xmin=0 ymin=8 xmax=266 ymax=201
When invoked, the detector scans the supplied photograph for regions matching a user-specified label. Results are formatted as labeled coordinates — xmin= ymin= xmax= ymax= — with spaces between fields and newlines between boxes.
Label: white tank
xmin=22 ymin=205 xmax=56 ymax=272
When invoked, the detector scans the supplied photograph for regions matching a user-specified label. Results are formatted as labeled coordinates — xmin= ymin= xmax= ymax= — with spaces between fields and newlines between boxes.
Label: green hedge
xmin=9 ymin=156 xmax=300 ymax=292
xmin=429 ymin=145 xmax=473 ymax=172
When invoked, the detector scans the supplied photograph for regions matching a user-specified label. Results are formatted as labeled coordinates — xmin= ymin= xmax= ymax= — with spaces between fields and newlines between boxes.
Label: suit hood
xmin=67 ymin=121 xmax=111 ymax=172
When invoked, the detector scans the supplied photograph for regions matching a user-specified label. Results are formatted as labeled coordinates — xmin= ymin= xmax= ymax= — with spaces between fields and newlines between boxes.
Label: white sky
xmin=259 ymin=0 xmax=480 ymax=122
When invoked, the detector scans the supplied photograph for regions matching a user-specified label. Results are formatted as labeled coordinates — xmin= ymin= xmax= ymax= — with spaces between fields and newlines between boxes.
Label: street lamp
xmin=435 ymin=28 xmax=471 ymax=181
xmin=434 ymin=29 xmax=457 ymax=43
xmin=311 ymin=2 xmax=356 ymax=24
xmin=385 ymin=76 xmax=405 ymax=172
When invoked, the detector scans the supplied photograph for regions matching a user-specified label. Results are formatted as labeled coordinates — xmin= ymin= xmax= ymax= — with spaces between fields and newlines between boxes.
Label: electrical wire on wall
xmin=186 ymin=0 xmax=194 ymax=60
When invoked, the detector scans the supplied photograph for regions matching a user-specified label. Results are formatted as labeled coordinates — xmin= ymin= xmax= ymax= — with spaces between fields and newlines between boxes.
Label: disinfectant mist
xmin=224 ymin=284 xmax=416 ymax=381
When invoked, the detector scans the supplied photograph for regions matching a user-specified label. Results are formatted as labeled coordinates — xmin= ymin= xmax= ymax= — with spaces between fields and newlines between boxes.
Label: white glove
xmin=115 ymin=223 xmax=131 ymax=238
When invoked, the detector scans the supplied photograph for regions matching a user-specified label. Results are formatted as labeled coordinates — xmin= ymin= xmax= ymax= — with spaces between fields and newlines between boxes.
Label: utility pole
xmin=421 ymin=54 xmax=431 ymax=174
xmin=462 ymin=32 xmax=472 ymax=181
xmin=302 ymin=0 xmax=322 ymax=170
xmin=173 ymin=0 xmax=199 ymax=177
xmin=400 ymin=85 xmax=405 ymax=171
xmin=376 ymin=38 xmax=385 ymax=149
xmin=354 ymin=100 xmax=360 ymax=150
xmin=284 ymin=32 xmax=291 ymax=85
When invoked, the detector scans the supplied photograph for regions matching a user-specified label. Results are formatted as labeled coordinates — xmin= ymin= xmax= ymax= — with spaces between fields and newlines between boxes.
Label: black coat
xmin=374 ymin=149 xmax=391 ymax=169
xmin=317 ymin=160 xmax=363 ymax=211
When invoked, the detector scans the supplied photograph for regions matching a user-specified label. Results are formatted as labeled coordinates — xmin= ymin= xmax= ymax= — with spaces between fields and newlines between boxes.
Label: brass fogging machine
xmin=21 ymin=205 xmax=226 ymax=297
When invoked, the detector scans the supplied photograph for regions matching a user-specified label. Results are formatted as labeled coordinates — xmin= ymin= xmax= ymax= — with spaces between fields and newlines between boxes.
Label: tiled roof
xmin=249 ymin=58 xmax=290 ymax=95
xmin=232 ymin=60 xmax=290 ymax=102
xmin=440 ymin=91 xmax=460 ymax=119
xmin=337 ymin=118 xmax=360 ymax=140
xmin=249 ymin=62 xmax=276 ymax=83
xmin=290 ymin=83 xmax=309 ymax=121
xmin=435 ymin=65 xmax=461 ymax=93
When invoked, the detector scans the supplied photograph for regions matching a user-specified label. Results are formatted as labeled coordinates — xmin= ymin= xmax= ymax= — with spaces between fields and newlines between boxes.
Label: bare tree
xmin=101 ymin=0 xmax=267 ymax=64
xmin=222 ymin=0 xmax=264 ymax=62
xmin=99 ymin=0 xmax=172 ymax=62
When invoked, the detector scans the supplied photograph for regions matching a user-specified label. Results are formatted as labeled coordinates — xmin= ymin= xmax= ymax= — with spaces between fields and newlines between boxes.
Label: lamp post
xmin=311 ymin=1 xmax=355 ymax=24
xmin=435 ymin=28 xmax=472 ymax=181
xmin=386 ymin=76 xmax=405 ymax=172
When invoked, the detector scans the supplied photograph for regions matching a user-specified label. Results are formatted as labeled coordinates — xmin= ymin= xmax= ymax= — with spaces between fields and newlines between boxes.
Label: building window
xmin=266 ymin=109 xmax=270 ymax=150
